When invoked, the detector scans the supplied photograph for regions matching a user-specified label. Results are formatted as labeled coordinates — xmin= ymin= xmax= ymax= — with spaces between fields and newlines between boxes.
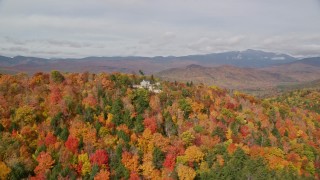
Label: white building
xmin=140 ymin=80 xmax=151 ymax=88
xmin=133 ymin=80 xmax=162 ymax=93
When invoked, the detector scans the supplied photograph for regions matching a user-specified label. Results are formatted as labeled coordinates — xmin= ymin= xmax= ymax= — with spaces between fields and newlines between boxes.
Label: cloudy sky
xmin=0 ymin=0 xmax=320 ymax=58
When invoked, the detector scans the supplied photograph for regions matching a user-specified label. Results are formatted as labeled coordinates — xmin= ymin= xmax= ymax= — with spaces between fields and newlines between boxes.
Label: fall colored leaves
xmin=0 ymin=71 xmax=320 ymax=179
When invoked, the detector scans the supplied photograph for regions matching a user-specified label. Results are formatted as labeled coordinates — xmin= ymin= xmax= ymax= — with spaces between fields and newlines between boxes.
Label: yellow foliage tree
xmin=0 ymin=161 xmax=11 ymax=180
xmin=106 ymin=113 xmax=113 ymax=125
xmin=181 ymin=131 xmax=195 ymax=146
xmin=121 ymin=152 xmax=139 ymax=172
xmin=177 ymin=164 xmax=196 ymax=180
xmin=152 ymin=133 xmax=170 ymax=151
xmin=99 ymin=127 xmax=110 ymax=137
xmin=138 ymin=129 xmax=154 ymax=153
xmin=198 ymin=161 xmax=209 ymax=173
xmin=185 ymin=145 xmax=204 ymax=163
xmin=140 ymin=161 xmax=154 ymax=179
xmin=13 ymin=105 xmax=35 ymax=125
xmin=191 ymin=101 xmax=204 ymax=114
xmin=82 ymin=161 xmax=91 ymax=176
xmin=78 ymin=153 xmax=91 ymax=175
xmin=226 ymin=128 xmax=232 ymax=140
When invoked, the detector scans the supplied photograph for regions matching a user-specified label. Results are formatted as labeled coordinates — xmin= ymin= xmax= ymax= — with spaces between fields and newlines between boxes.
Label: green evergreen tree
xmin=111 ymin=98 xmax=124 ymax=125
xmin=153 ymin=147 xmax=165 ymax=169
xmin=51 ymin=70 xmax=65 ymax=83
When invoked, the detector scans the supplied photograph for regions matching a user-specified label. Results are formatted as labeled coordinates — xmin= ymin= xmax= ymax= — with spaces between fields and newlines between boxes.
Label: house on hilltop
xmin=133 ymin=80 xmax=162 ymax=93
xmin=140 ymin=80 xmax=150 ymax=88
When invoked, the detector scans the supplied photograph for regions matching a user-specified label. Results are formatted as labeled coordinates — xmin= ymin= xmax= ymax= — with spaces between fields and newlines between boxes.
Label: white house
xmin=140 ymin=80 xmax=151 ymax=88
xmin=133 ymin=80 xmax=162 ymax=93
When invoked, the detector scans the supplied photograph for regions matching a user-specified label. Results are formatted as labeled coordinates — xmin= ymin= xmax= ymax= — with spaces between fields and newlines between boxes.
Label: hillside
xmin=276 ymin=79 xmax=320 ymax=93
xmin=157 ymin=64 xmax=297 ymax=90
xmin=270 ymin=88 xmax=320 ymax=114
xmin=262 ymin=60 xmax=320 ymax=82
xmin=0 ymin=72 xmax=319 ymax=179
xmin=290 ymin=57 xmax=320 ymax=67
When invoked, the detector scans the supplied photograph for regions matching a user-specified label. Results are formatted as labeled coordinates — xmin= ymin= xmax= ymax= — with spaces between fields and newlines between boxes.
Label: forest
xmin=0 ymin=71 xmax=319 ymax=180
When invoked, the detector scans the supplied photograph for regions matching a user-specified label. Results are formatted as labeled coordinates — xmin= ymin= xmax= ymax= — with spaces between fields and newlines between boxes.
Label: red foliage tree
xmin=163 ymin=153 xmax=176 ymax=171
xmin=82 ymin=94 xmax=97 ymax=108
xmin=129 ymin=171 xmax=140 ymax=180
xmin=45 ymin=132 xmax=57 ymax=147
xmin=34 ymin=152 xmax=55 ymax=175
xmin=226 ymin=102 xmax=235 ymax=110
xmin=227 ymin=143 xmax=237 ymax=154
xmin=49 ymin=86 xmax=62 ymax=104
xmin=143 ymin=117 xmax=157 ymax=134
xmin=90 ymin=149 xmax=109 ymax=167
xmin=240 ymin=126 xmax=249 ymax=137
xmin=65 ymin=135 xmax=79 ymax=154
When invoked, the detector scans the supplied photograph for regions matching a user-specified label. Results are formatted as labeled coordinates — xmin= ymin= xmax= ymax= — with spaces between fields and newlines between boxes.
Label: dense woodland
xmin=0 ymin=71 xmax=320 ymax=180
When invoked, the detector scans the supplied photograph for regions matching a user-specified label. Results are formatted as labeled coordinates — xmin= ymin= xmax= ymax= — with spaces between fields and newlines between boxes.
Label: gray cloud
xmin=4 ymin=37 xmax=27 ymax=45
xmin=0 ymin=0 xmax=319 ymax=58
xmin=45 ymin=40 xmax=92 ymax=48
xmin=30 ymin=50 xmax=78 ymax=56
xmin=2 ymin=47 xmax=29 ymax=52
xmin=257 ymin=34 xmax=320 ymax=57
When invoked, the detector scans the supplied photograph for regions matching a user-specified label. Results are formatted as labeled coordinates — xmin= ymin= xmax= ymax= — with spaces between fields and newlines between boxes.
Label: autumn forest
xmin=0 ymin=71 xmax=320 ymax=180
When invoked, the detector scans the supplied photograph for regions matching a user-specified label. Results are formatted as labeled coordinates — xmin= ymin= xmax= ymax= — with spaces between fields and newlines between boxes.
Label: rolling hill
xmin=156 ymin=64 xmax=297 ymax=91
xmin=276 ymin=78 xmax=320 ymax=92
xmin=262 ymin=57 xmax=320 ymax=82
xmin=290 ymin=57 xmax=320 ymax=67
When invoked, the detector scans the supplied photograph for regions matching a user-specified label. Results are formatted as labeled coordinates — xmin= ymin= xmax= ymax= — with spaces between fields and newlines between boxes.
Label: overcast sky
xmin=0 ymin=0 xmax=320 ymax=58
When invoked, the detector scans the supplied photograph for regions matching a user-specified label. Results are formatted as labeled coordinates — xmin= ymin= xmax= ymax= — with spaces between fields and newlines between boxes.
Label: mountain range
xmin=0 ymin=49 xmax=297 ymax=74
xmin=1 ymin=49 xmax=319 ymax=95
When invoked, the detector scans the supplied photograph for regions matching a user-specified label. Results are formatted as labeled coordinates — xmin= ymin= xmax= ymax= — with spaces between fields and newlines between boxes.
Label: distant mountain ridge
xmin=177 ymin=49 xmax=297 ymax=67
xmin=0 ymin=49 xmax=298 ymax=73
xmin=290 ymin=57 xmax=320 ymax=67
